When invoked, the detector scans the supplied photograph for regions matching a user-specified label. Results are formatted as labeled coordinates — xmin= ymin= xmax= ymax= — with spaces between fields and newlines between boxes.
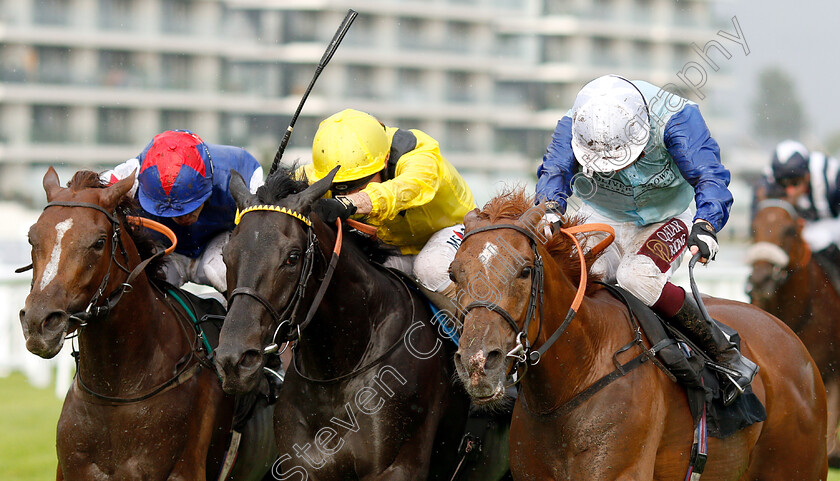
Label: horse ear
xmin=229 ymin=170 xmax=258 ymax=210
xmin=464 ymin=208 xmax=482 ymax=233
xmin=291 ymin=166 xmax=340 ymax=212
xmin=43 ymin=167 xmax=62 ymax=201
xmin=101 ymin=171 xmax=136 ymax=210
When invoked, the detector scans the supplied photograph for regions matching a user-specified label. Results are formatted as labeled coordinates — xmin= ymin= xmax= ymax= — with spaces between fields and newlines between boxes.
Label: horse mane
xmin=257 ymin=165 xmax=391 ymax=264
xmin=68 ymin=171 xmax=166 ymax=281
xmin=475 ymin=188 xmax=603 ymax=293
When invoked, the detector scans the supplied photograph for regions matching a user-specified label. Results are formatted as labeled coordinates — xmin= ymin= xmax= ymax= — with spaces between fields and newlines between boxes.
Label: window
xmin=590 ymin=0 xmax=612 ymax=19
xmin=98 ymin=50 xmax=132 ymax=87
xmin=223 ymin=61 xmax=271 ymax=96
xmin=591 ymin=37 xmax=616 ymax=66
xmin=37 ymin=47 xmax=71 ymax=84
xmin=97 ymin=108 xmax=131 ymax=144
xmin=161 ymin=0 xmax=191 ymax=34
xmin=224 ymin=9 xmax=261 ymax=41
xmin=160 ymin=110 xmax=191 ymax=131
xmin=544 ymin=0 xmax=573 ymax=15
xmin=99 ymin=0 xmax=133 ymax=30
xmin=396 ymin=69 xmax=425 ymax=102
xmin=443 ymin=121 xmax=472 ymax=153
xmin=495 ymin=82 xmax=527 ymax=106
xmin=282 ymin=11 xmax=318 ymax=43
xmin=632 ymin=41 xmax=653 ymax=68
xmin=445 ymin=22 xmax=471 ymax=53
xmin=495 ymin=34 xmax=523 ymax=59
xmin=161 ymin=54 xmax=191 ymax=90
xmin=398 ymin=17 xmax=425 ymax=50
xmin=542 ymin=36 xmax=570 ymax=63
xmin=344 ymin=14 xmax=374 ymax=46
xmin=634 ymin=0 xmax=653 ymax=23
xmin=446 ymin=71 xmax=473 ymax=103
xmin=345 ymin=65 xmax=375 ymax=99
xmin=31 ymin=105 xmax=70 ymax=143
xmin=281 ymin=64 xmax=314 ymax=96
xmin=33 ymin=0 xmax=69 ymax=26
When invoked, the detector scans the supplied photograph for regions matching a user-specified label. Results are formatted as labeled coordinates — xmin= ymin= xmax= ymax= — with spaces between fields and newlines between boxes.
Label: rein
xmin=459 ymin=222 xmax=614 ymax=377
xmin=38 ymin=201 xmax=210 ymax=404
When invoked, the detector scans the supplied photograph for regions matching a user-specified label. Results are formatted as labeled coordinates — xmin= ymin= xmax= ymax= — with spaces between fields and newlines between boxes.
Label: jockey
xmin=536 ymin=75 xmax=758 ymax=405
xmin=301 ymin=109 xmax=476 ymax=303
xmin=768 ymin=140 xmax=840 ymax=253
xmin=102 ymin=130 xmax=263 ymax=293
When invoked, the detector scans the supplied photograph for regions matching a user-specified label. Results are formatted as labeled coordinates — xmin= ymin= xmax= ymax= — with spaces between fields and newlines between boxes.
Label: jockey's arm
xmin=354 ymin=149 xmax=441 ymax=223
xmin=535 ymin=115 xmax=576 ymax=211
xmin=664 ymin=104 xmax=733 ymax=233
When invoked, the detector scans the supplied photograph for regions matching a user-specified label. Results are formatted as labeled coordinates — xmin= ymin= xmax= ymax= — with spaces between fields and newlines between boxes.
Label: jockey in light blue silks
xmin=535 ymin=75 xmax=758 ymax=405
xmin=102 ymin=130 xmax=263 ymax=293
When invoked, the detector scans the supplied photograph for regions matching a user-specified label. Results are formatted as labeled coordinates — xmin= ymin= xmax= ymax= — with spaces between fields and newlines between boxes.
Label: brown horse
xmin=748 ymin=199 xmax=840 ymax=463
xmin=450 ymin=190 xmax=827 ymax=480
xmin=19 ymin=168 xmax=275 ymax=480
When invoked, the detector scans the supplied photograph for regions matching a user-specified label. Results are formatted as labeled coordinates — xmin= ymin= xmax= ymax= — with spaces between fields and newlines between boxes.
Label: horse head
xmin=450 ymin=191 xmax=554 ymax=407
xmin=747 ymin=200 xmax=808 ymax=307
xmin=214 ymin=166 xmax=338 ymax=394
xmin=20 ymin=167 xmax=136 ymax=358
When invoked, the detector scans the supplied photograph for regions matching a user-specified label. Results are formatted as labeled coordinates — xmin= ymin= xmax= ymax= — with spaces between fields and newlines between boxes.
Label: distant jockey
xmin=535 ymin=75 xmax=758 ymax=405
xmin=102 ymin=130 xmax=263 ymax=293
xmin=300 ymin=109 xmax=476 ymax=305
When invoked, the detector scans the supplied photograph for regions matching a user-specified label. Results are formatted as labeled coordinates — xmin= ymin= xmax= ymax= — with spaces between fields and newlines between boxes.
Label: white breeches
xmin=802 ymin=217 xmax=840 ymax=252
xmin=383 ymin=224 xmax=465 ymax=294
xmin=582 ymin=206 xmax=694 ymax=306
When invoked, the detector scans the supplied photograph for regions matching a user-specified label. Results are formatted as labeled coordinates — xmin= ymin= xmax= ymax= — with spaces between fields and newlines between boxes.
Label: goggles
xmin=330 ymin=173 xmax=376 ymax=195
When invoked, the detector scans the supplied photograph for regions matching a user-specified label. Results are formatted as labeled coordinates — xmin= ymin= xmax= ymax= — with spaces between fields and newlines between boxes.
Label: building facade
xmin=0 ymin=0 xmax=730 ymax=204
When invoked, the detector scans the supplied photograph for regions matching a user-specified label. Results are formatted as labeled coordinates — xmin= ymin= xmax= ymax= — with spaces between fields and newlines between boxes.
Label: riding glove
xmin=688 ymin=220 xmax=719 ymax=261
xmin=314 ymin=196 xmax=357 ymax=224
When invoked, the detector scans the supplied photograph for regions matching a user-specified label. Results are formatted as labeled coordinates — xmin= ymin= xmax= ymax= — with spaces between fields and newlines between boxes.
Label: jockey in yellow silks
xmin=301 ymin=109 xmax=476 ymax=301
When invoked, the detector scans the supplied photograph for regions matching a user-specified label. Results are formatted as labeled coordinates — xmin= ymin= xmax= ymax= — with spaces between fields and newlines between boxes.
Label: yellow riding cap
xmin=302 ymin=111 xmax=476 ymax=254
xmin=310 ymin=109 xmax=390 ymax=183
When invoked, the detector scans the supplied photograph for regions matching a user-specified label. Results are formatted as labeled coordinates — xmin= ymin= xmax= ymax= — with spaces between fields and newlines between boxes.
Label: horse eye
xmin=449 ymin=271 xmax=457 ymax=283
xmin=519 ymin=267 xmax=533 ymax=278
xmin=92 ymin=238 xmax=106 ymax=250
xmin=285 ymin=252 xmax=301 ymax=266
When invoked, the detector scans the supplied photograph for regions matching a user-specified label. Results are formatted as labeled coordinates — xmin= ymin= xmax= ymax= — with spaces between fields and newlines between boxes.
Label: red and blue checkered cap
xmin=137 ymin=130 xmax=213 ymax=217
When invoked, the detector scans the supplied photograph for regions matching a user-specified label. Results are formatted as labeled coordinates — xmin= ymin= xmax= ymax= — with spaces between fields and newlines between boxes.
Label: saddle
xmin=599 ymin=283 xmax=766 ymax=439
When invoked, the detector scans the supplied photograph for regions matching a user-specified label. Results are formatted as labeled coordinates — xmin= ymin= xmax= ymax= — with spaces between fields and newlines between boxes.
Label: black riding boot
xmin=669 ymin=294 xmax=759 ymax=406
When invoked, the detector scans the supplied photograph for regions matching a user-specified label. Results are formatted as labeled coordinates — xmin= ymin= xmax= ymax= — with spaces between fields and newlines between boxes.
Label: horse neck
xmin=296 ymin=223 xmax=406 ymax=378
xmin=520 ymin=253 xmax=608 ymax=413
xmin=77 ymin=228 xmax=187 ymax=392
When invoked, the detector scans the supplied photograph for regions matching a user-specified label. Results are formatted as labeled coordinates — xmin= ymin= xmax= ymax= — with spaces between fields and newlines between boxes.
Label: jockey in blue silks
xmin=535 ymin=75 xmax=757 ymax=405
xmin=103 ymin=130 xmax=263 ymax=293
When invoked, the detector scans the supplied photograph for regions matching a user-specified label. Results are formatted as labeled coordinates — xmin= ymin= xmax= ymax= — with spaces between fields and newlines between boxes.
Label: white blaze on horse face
xmin=40 ymin=219 xmax=73 ymax=291
xmin=478 ymin=242 xmax=499 ymax=274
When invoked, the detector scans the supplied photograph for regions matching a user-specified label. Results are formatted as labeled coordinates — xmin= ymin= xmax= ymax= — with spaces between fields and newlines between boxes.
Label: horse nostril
xmin=454 ymin=352 xmax=463 ymax=367
xmin=238 ymin=349 xmax=262 ymax=371
xmin=42 ymin=311 xmax=66 ymax=332
xmin=484 ymin=349 xmax=504 ymax=371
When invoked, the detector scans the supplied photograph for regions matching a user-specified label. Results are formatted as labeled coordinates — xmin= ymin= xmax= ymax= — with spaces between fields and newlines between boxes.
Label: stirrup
xmin=722 ymin=374 xmax=746 ymax=406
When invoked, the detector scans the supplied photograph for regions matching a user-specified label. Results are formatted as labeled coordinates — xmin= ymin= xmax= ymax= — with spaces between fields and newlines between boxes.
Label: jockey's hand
xmin=314 ymin=196 xmax=357 ymax=224
xmin=688 ymin=219 xmax=718 ymax=263
xmin=541 ymin=200 xmax=564 ymax=236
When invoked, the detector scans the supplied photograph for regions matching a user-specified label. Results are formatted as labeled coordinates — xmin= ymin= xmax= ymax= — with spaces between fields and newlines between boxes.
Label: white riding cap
xmin=571 ymin=75 xmax=651 ymax=174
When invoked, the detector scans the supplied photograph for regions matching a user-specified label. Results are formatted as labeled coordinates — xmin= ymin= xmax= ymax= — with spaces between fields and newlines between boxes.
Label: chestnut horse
xmin=19 ymin=168 xmax=275 ymax=480
xmin=748 ymin=199 xmax=840 ymax=463
xmin=214 ymin=167 xmax=510 ymax=480
xmin=450 ymin=190 xmax=827 ymax=480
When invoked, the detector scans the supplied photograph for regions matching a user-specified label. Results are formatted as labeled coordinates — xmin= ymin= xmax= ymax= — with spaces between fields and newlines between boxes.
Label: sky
xmin=712 ymin=0 xmax=840 ymax=147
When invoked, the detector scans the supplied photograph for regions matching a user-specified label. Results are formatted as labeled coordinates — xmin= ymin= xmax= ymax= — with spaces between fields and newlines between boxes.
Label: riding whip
xmin=269 ymin=9 xmax=358 ymax=175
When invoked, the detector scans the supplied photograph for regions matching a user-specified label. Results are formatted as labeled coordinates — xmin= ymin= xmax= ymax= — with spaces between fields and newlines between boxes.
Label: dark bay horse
xmin=19 ymin=168 xmax=274 ymax=480
xmin=214 ymin=167 xmax=509 ymax=480
xmin=748 ymin=199 xmax=840 ymax=463
xmin=450 ymin=190 xmax=827 ymax=480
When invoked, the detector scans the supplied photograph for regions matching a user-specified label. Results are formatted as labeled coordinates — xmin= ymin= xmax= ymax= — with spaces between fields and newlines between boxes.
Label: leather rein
xmin=30 ymin=201 xmax=206 ymax=404
xmin=458 ymin=221 xmax=615 ymax=383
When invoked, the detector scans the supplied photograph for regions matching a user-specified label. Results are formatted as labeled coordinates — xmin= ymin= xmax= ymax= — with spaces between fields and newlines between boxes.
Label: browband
xmin=235 ymin=204 xmax=311 ymax=226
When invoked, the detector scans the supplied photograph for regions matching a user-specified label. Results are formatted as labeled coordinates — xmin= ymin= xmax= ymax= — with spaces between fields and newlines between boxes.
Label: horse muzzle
xmin=454 ymin=347 xmax=508 ymax=403
xmin=214 ymin=346 xmax=264 ymax=395
xmin=19 ymin=306 xmax=70 ymax=358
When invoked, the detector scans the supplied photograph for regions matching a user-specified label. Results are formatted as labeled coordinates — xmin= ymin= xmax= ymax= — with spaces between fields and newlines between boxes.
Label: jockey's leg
xmin=191 ymin=232 xmax=231 ymax=294
xmin=413 ymin=224 xmax=465 ymax=298
xmin=614 ymin=211 xmax=758 ymax=405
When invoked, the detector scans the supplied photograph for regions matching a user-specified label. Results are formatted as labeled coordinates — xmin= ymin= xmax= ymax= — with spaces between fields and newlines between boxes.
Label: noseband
xmin=38 ymin=201 xmax=175 ymax=325
xmin=459 ymin=221 xmax=614 ymax=377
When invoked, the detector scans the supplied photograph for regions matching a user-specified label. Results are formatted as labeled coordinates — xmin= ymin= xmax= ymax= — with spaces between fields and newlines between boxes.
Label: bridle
xmin=746 ymin=199 xmax=811 ymax=296
xmin=31 ymin=201 xmax=176 ymax=325
xmin=228 ymin=205 xmax=342 ymax=354
xmin=458 ymin=221 xmax=614 ymax=382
